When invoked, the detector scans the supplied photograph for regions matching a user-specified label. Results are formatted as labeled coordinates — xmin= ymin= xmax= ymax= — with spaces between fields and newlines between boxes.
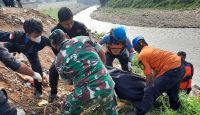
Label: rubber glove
xmin=128 ymin=62 xmax=132 ymax=71
xmin=33 ymin=72 xmax=42 ymax=82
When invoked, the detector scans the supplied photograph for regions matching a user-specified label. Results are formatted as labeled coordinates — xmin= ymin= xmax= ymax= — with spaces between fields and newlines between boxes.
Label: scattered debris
xmin=38 ymin=100 xmax=49 ymax=106
xmin=0 ymin=7 xmax=72 ymax=115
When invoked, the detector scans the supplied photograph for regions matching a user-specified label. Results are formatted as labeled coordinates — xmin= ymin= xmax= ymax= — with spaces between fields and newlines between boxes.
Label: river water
xmin=74 ymin=6 xmax=200 ymax=86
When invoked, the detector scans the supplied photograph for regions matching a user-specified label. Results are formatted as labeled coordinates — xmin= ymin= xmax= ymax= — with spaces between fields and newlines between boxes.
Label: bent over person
xmin=0 ymin=44 xmax=42 ymax=115
xmin=0 ymin=19 xmax=51 ymax=98
xmin=177 ymin=51 xmax=194 ymax=94
xmin=132 ymin=36 xmax=185 ymax=115
xmin=48 ymin=7 xmax=89 ymax=102
xmin=49 ymin=29 xmax=118 ymax=115
xmin=99 ymin=27 xmax=134 ymax=72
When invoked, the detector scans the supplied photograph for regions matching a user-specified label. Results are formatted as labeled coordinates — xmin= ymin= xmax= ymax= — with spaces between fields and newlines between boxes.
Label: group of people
xmin=0 ymin=0 xmax=22 ymax=9
xmin=0 ymin=6 xmax=194 ymax=115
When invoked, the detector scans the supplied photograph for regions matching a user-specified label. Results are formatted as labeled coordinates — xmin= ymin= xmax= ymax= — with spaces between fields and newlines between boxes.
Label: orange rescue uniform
xmin=138 ymin=46 xmax=181 ymax=76
xmin=180 ymin=62 xmax=193 ymax=89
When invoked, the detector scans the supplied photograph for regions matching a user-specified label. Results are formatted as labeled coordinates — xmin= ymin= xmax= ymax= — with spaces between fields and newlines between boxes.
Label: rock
xmin=34 ymin=18 xmax=42 ymax=23
xmin=142 ymin=14 xmax=148 ymax=16
xmin=66 ymin=91 xmax=72 ymax=95
xmin=17 ymin=108 xmax=25 ymax=115
xmin=58 ymin=88 xmax=62 ymax=91
xmin=190 ymin=85 xmax=200 ymax=97
xmin=18 ymin=17 xmax=25 ymax=23
xmin=8 ymin=88 xmax=12 ymax=91
xmin=57 ymin=92 xmax=66 ymax=98
xmin=24 ymin=9 xmax=28 ymax=13
xmin=47 ymin=20 xmax=52 ymax=25
xmin=7 ymin=15 xmax=12 ymax=20
xmin=17 ymin=56 xmax=25 ymax=61
xmin=87 ymin=29 xmax=91 ymax=32
xmin=15 ymin=18 xmax=20 ymax=22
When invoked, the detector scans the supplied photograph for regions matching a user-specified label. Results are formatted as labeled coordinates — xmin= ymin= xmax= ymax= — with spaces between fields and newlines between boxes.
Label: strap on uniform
xmin=107 ymin=36 xmax=114 ymax=54
xmin=110 ymin=35 xmax=114 ymax=45
xmin=184 ymin=63 xmax=194 ymax=89
xmin=182 ymin=76 xmax=192 ymax=82
xmin=108 ymin=36 xmax=127 ymax=55
xmin=118 ymin=40 xmax=126 ymax=54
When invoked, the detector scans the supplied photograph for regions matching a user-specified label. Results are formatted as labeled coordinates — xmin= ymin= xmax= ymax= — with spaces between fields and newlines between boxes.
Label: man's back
xmin=138 ymin=46 xmax=181 ymax=76
xmin=55 ymin=36 xmax=115 ymax=100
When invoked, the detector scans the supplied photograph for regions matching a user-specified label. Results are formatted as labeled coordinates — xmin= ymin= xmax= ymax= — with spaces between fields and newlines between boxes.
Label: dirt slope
xmin=0 ymin=7 xmax=73 ymax=115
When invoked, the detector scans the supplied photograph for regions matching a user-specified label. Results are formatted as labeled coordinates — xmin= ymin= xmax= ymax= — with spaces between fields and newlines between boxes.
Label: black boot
xmin=48 ymin=93 xmax=57 ymax=103
xmin=34 ymin=88 xmax=43 ymax=98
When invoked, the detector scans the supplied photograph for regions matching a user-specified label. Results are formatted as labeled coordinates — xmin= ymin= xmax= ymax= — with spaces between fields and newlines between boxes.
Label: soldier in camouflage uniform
xmin=49 ymin=29 xmax=118 ymax=115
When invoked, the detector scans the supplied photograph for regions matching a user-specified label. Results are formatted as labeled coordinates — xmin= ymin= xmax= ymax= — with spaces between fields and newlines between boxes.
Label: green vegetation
xmin=84 ymin=54 xmax=200 ymax=115
xmin=106 ymin=0 xmax=200 ymax=9
xmin=39 ymin=7 xmax=200 ymax=113
xmin=94 ymin=33 xmax=106 ymax=37
xmin=41 ymin=8 xmax=59 ymax=20
xmin=132 ymin=54 xmax=145 ymax=76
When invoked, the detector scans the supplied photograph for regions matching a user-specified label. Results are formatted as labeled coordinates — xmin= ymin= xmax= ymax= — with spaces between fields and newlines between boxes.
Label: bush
xmin=106 ymin=0 xmax=200 ymax=9
xmin=94 ymin=33 xmax=106 ymax=38
xmin=83 ymin=54 xmax=200 ymax=115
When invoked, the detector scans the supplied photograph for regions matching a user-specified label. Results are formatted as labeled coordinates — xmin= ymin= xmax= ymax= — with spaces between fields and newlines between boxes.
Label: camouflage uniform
xmin=55 ymin=36 xmax=118 ymax=115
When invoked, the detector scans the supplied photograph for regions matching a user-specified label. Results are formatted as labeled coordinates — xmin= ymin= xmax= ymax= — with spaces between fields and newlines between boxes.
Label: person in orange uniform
xmin=177 ymin=51 xmax=194 ymax=94
xmin=131 ymin=36 xmax=185 ymax=115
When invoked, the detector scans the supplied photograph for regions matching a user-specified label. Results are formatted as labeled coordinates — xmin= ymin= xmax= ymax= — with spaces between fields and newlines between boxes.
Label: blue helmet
xmin=132 ymin=36 xmax=144 ymax=47
xmin=112 ymin=27 xmax=126 ymax=41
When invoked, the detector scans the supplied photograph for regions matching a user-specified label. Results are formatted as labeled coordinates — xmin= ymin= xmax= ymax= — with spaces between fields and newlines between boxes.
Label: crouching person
xmin=0 ymin=44 xmax=42 ymax=115
xmin=49 ymin=29 xmax=118 ymax=115
xmin=132 ymin=36 xmax=185 ymax=115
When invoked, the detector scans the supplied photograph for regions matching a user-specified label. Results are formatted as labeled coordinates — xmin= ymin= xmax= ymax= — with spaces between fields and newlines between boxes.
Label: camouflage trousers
xmin=61 ymin=89 xmax=118 ymax=115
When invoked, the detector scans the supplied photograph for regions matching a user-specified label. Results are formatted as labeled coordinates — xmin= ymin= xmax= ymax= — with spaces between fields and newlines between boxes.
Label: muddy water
xmin=74 ymin=6 xmax=200 ymax=86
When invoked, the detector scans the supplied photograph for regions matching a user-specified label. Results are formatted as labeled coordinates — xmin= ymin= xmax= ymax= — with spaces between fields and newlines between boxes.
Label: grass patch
xmin=41 ymin=8 xmax=59 ymax=20
xmin=84 ymin=54 xmax=200 ymax=114
xmin=131 ymin=54 xmax=145 ymax=76
xmin=106 ymin=0 xmax=200 ymax=9
xmin=105 ymin=8 xmax=117 ymax=13
xmin=94 ymin=33 xmax=105 ymax=38
xmin=39 ymin=6 xmax=200 ymax=113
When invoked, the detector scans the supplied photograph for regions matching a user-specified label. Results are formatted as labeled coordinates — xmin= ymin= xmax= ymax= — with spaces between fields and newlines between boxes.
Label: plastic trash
xmin=26 ymin=82 xmax=31 ymax=87
xmin=38 ymin=100 xmax=49 ymax=106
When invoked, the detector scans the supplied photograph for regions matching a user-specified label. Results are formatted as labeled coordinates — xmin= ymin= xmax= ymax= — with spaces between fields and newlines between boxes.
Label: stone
xmin=47 ymin=20 xmax=52 ymax=25
xmin=7 ymin=15 xmax=12 ymax=20
xmin=24 ymin=9 xmax=28 ymax=13
xmin=8 ymin=88 xmax=12 ymax=91
xmin=18 ymin=17 xmax=25 ymax=23
xmin=17 ymin=108 xmax=25 ymax=115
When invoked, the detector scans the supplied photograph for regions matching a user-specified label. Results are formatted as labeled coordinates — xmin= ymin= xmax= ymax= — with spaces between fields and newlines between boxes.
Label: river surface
xmin=74 ymin=6 xmax=200 ymax=86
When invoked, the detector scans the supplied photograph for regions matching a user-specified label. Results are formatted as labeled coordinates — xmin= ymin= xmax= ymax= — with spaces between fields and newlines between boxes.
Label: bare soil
xmin=91 ymin=7 xmax=200 ymax=28
xmin=0 ymin=7 xmax=74 ymax=115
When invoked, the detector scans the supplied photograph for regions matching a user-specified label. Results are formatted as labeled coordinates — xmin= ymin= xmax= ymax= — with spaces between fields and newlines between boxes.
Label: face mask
xmin=30 ymin=36 xmax=41 ymax=43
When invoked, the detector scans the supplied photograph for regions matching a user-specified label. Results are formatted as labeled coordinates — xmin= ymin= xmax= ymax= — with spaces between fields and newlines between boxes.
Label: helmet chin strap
xmin=140 ymin=42 xmax=143 ymax=46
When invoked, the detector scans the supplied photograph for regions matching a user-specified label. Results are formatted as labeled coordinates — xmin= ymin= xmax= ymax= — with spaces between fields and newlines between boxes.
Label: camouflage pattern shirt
xmin=55 ymin=36 xmax=115 ymax=100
